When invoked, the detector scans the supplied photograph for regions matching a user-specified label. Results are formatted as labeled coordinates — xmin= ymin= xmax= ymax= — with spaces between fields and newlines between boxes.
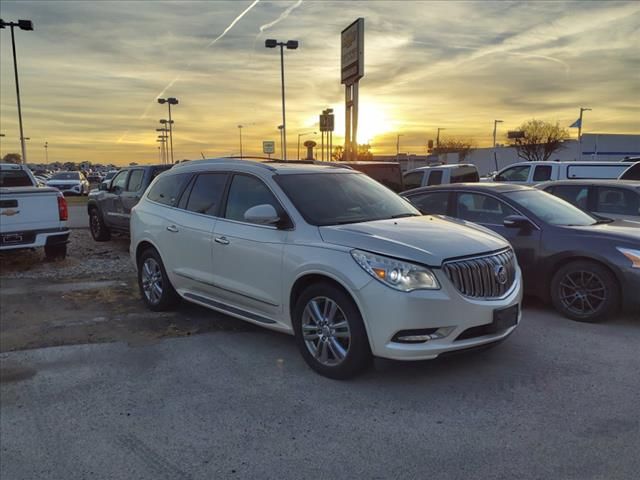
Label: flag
xmin=569 ymin=118 xmax=581 ymax=128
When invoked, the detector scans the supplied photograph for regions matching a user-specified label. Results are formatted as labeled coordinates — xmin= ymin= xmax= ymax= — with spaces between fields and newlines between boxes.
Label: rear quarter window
xmin=147 ymin=173 xmax=191 ymax=207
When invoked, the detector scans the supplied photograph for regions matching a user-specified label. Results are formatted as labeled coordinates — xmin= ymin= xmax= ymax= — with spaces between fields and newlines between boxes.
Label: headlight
xmin=617 ymin=247 xmax=640 ymax=269
xmin=351 ymin=249 xmax=439 ymax=292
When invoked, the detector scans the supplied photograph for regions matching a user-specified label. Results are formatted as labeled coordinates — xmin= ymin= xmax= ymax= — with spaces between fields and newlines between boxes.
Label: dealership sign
xmin=262 ymin=141 xmax=275 ymax=154
xmin=341 ymin=18 xmax=364 ymax=85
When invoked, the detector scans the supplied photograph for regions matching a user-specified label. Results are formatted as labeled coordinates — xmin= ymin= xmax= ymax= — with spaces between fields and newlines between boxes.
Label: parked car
xmin=130 ymin=159 xmax=522 ymax=379
xmin=619 ymin=162 xmax=640 ymax=181
xmin=492 ymin=161 xmax=629 ymax=185
xmin=403 ymin=164 xmax=479 ymax=190
xmin=334 ymin=161 xmax=404 ymax=192
xmin=0 ymin=163 xmax=69 ymax=259
xmin=87 ymin=164 xmax=171 ymax=241
xmin=622 ymin=156 xmax=640 ymax=162
xmin=46 ymin=171 xmax=90 ymax=195
xmin=402 ymin=183 xmax=640 ymax=322
xmin=86 ymin=173 xmax=102 ymax=184
xmin=538 ymin=180 xmax=640 ymax=222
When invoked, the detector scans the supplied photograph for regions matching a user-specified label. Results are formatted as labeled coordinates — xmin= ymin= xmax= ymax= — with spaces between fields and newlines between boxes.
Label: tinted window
xmin=550 ymin=185 xmax=589 ymax=210
xmin=403 ymin=172 xmax=423 ymax=190
xmin=0 ymin=169 xmax=33 ymax=187
xmin=533 ymin=165 xmax=552 ymax=181
xmin=450 ymin=167 xmax=479 ymax=183
xmin=620 ymin=163 xmax=640 ymax=181
xmin=409 ymin=192 xmax=449 ymax=215
xmin=596 ymin=187 xmax=640 ymax=216
xmin=456 ymin=192 xmax=517 ymax=224
xmin=427 ymin=170 xmax=443 ymax=185
xmin=185 ymin=173 xmax=228 ymax=216
xmin=225 ymin=175 xmax=281 ymax=223
xmin=111 ymin=171 xmax=129 ymax=191
xmin=496 ymin=165 xmax=530 ymax=182
xmin=127 ymin=170 xmax=144 ymax=192
xmin=350 ymin=164 xmax=403 ymax=192
xmin=275 ymin=172 xmax=419 ymax=226
xmin=147 ymin=173 xmax=190 ymax=207
xmin=504 ymin=190 xmax=596 ymax=226
xmin=51 ymin=172 xmax=80 ymax=180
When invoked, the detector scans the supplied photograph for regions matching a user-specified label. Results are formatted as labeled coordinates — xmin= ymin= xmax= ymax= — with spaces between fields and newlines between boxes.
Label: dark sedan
xmin=402 ymin=183 xmax=640 ymax=322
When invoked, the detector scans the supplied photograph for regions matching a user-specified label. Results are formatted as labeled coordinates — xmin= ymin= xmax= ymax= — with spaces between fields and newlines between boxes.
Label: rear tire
xmin=550 ymin=260 xmax=619 ymax=322
xmin=137 ymin=248 xmax=180 ymax=311
xmin=44 ymin=243 xmax=67 ymax=260
xmin=89 ymin=208 xmax=111 ymax=241
xmin=292 ymin=282 xmax=372 ymax=379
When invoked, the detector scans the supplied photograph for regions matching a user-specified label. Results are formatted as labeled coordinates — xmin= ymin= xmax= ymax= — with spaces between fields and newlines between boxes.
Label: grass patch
xmin=64 ymin=196 xmax=89 ymax=205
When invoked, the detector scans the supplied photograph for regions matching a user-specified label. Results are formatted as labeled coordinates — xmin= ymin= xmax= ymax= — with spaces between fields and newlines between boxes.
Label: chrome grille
xmin=443 ymin=248 xmax=516 ymax=299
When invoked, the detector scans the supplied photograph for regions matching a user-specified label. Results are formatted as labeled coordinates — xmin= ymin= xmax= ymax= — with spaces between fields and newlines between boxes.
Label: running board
xmin=183 ymin=292 xmax=276 ymax=324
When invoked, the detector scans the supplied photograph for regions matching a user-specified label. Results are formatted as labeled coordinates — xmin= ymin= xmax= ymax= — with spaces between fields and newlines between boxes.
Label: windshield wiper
xmin=390 ymin=213 xmax=420 ymax=219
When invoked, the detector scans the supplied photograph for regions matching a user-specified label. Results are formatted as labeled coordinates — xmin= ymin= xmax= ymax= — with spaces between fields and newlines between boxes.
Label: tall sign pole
xmin=341 ymin=18 xmax=364 ymax=161
xmin=578 ymin=107 xmax=591 ymax=161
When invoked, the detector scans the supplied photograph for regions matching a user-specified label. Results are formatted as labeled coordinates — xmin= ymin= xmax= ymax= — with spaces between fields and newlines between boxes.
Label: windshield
xmin=275 ymin=172 xmax=420 ymax=226
xmin=51 ymin=172 xmax=79 ymax=180
xmin=504 ymin=189 xmax=598 ymax=226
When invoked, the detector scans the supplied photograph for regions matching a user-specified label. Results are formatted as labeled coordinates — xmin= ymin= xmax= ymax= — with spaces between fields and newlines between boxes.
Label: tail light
xmin=57 ymin=194 xmax=68 ymax=221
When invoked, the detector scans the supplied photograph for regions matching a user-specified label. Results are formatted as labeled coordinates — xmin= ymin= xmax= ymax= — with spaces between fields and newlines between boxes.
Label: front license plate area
xmin=493 ymin=304 xmax=519 ymax=331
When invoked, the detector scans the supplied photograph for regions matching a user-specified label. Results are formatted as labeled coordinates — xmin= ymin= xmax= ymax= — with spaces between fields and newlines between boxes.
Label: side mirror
xmin=504 ymin=215 xmax=533 ymax=229
xmin=99 ymin=182 xmax=108 ymax=191
xmin=244 ymin=204 xmax=281 ymax=226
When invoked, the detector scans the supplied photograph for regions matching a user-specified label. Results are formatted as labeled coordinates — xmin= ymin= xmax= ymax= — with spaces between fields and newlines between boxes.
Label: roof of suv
xmin=402 ymin=182 xmax=534 ymax=195
xmin=171 ymin=158 xmax=355 ymax=175
xmin=408 ymin=163 xmax=476 ymax=172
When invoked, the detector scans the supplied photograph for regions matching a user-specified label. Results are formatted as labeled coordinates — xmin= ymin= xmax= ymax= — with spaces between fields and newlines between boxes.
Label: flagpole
xmin=578 ymin=107 xmax=591 ymax=161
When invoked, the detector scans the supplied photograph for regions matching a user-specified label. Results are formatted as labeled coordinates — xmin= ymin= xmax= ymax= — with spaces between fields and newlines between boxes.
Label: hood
xmin=567 ymin=220 xmax=640 ymax=245
xmin=319 ymin=215 xmax=510 ymax=266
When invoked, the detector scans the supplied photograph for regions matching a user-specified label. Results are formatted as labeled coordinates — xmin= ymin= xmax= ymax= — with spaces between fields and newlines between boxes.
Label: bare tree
xmin=513 ymin=119 xmax=570 ymax=162
xmin=433 ymin=138 xmax=475 ymax=162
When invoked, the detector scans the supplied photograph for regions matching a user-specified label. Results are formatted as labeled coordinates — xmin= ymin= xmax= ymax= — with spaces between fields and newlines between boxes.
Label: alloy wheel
xmin=302 ymin=296 xmax=351 ymax=366
xmin=141 ymin=258 xmax=163 ymax=305
xmin=558 ymin=270 xmax=606 ymax=317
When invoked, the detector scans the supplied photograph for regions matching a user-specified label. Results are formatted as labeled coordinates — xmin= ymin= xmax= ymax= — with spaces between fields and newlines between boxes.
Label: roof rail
xmin=171 ymin=157 xmax=277 ymax=171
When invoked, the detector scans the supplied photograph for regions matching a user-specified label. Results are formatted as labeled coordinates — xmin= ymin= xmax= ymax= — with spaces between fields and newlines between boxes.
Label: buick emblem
xmin=494 ymin=265 xmax=508 ymax=285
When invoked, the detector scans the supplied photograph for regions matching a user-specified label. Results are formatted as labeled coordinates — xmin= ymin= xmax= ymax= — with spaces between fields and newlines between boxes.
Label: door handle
xmin=166 ymin=225 xmax=179 ymax=232
xmin=214 ymin=236 xmax=230 ymax=245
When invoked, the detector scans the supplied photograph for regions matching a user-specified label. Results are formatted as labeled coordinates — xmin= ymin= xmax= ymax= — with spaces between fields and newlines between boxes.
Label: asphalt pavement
xmin=1 ymin=303 xmax=638 ymax=480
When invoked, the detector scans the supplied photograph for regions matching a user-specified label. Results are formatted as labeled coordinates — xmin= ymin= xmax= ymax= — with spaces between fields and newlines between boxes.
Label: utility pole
xmin=238 ymin=125 xmax=243 ymax=159
xmin=396 ymin=134 xmax=403 ymax=161
xmin=492 ymin=120 xmax=503 ymax=171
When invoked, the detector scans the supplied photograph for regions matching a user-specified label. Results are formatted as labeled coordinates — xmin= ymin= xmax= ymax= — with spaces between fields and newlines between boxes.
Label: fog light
xmin=392 ymin=327 xmax=454 ymax=344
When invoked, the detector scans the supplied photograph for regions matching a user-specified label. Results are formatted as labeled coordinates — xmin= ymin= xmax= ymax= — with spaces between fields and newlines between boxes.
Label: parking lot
xmin=1 ymin=216 xmax=638 ymax=480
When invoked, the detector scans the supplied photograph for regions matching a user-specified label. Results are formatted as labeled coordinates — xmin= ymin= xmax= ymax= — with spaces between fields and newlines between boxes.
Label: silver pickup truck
xmin=0 ymin=163 xmax=70 ymax=259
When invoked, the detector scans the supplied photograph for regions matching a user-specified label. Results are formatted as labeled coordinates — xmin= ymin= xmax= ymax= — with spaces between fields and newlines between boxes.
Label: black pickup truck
xmin=87 ymin=164 xmax=171 ymax=241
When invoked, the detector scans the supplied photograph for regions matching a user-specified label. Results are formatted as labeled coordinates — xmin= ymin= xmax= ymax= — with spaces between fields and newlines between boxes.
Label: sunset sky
xmin=1 ymin=0 xmax=639 ymax=165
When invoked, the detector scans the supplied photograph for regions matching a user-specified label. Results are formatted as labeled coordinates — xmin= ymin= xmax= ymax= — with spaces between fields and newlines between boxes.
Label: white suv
xmin=130 ymin=159 xmax=522 ymax=378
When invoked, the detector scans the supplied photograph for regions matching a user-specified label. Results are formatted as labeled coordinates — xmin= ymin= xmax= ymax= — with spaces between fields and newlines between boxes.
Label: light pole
xmin=237 ymin=125 xmax=245 ymax=159
xmin=492 ymin=120 xmax=503 ymax=171
xmin=265 ymin=39 xmax=299 ymax=161
xmin=44 ymin=141 xmax=48 ymax=163
xmin=157 ymin=97 xmax=178 ymax=164
xmin=436 ymin=128 xmax=446 ymax=148
xmin=396 ymin=134 xmax=403 ymax=161
xmin=277 ymin=125 xmax=284 ymax=160
xmin=1 ymin=19 xmax=34 ymax=164
xmin=578 ymin=107 xmax=591 ymax=160
xmin=156 ymin=125 xmax=168 ymax=164
xmin=297 ymin=131 xmax=316 ymax=160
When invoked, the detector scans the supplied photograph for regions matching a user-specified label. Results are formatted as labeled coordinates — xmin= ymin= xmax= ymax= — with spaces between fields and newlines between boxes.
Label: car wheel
xmin=137 ymin=248 xmax=179 ymax=311
xmin=44 ymin=243 xmax=67 ymax=260
xmin=293 ymin=282 xmax=372 ymax=379
xmin=550 ymin=260 xmax=619 ymax=322
xmin=89 ymin=208 xmax=111 ymax=241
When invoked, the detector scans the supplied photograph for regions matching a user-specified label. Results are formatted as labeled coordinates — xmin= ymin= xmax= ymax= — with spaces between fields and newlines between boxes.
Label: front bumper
xmin=0 ymin=228 xmax=70 ymax=251
xmin=354 ymin=268 xmax=523 ymax=361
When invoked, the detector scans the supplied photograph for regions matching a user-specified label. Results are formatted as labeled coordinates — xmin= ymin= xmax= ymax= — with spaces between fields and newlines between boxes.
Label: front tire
xmin=137 ymin=248 xmax=180 ymax=311
xmin=293 ymin=282 xmax=372 ymax=379
xmin=89 ymin=208 xmax=111 ymax=241
xmin=550 ymin=260 xmax=619 ymax=322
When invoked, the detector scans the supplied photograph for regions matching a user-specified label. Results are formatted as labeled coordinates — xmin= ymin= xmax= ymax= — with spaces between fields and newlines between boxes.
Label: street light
xmin=1 ymin=18 xmax=34 ymax=164
xmin=44 ymin=141 xmax=48 ymax=163
xmin=156 ymin=126 xmax=168 ymax=164
xmin=396 ymin=134 xmax=403 ymax=160
xmin=265 ymin=39 xmax=299 ymax=161
xmin=578 ymin=107 xmax=591 ymax=160
xmin=436 ymin=128 xmax=446 ymax=148
xmin=492 ymin=120 xmax=504 ymax=171
xmin=277 ymin=125 xmax=284 ymax=160
xmin=297 ymin=131 xmax=316 ymax=160
xmin=237 ymin=125 xmax=244 ymax=159
xmin=157 ymin=97 xmax=178 ymax=164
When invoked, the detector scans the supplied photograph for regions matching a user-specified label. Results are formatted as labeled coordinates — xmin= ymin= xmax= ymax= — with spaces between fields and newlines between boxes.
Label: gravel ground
xmin=0 ymin=230 xmax=133 ymax=281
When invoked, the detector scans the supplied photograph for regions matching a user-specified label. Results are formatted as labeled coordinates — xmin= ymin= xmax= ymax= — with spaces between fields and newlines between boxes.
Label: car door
xmin=210 ymin=173 xmax=288 ymax=319
xmin=453 ymin=191 xmax=542 ymax=280
xmin=120 ymin=169 xmax=145 ymax=224
xmin=105 ymin=169 xmax=129 ymax=228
